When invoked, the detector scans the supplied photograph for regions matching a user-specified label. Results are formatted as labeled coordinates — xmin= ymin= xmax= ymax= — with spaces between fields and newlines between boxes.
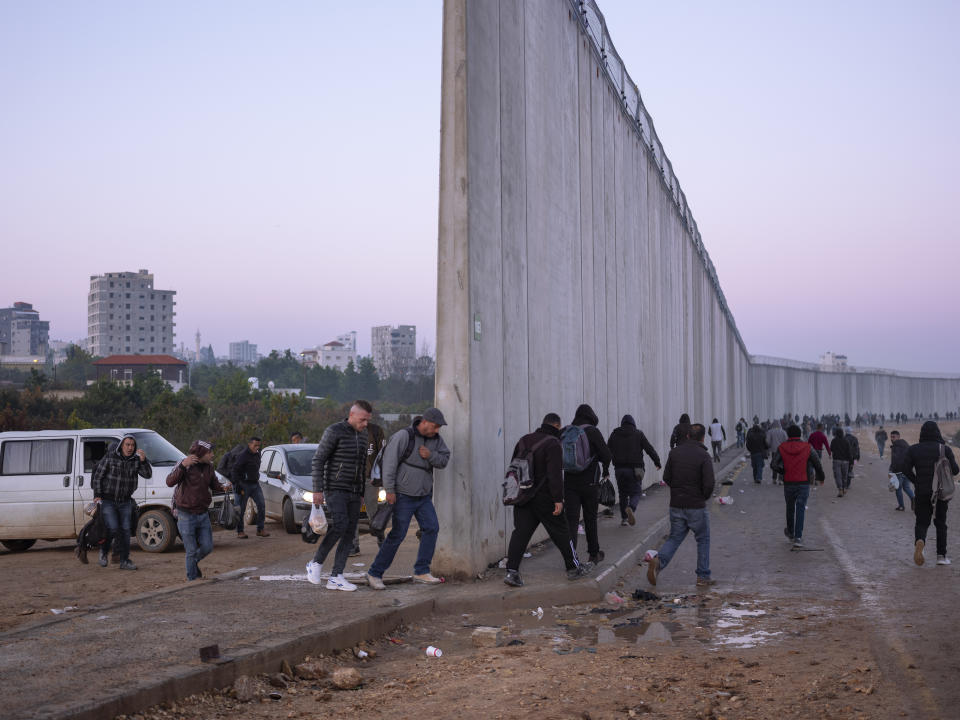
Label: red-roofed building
xmin=92 ymin=354 xmax=188 ymax=390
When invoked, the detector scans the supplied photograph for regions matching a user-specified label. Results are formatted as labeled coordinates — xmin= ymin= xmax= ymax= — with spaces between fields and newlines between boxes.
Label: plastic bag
xmin=308 ymin=504 xmax=328 ymax=535
xmin=888 ymin=473 xmax=900 ymax=492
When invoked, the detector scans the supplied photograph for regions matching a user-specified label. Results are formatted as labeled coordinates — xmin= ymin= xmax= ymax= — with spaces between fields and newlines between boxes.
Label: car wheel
xmin=282 ymin=498 xmax=298 ymax=534
xmin=1 ymin=539 xmax=36 ymax=552
xmin=243 ymin=498 xmax=256 ymax=527
xmin=137 ymin=509 xmax=176 ymax=553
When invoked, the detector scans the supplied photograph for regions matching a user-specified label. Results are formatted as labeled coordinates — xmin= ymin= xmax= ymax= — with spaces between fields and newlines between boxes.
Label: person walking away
xmin=167 ymin=440 xmax=231 ymax=580
xmin=844 ymin=427 xmax=861 ymax=482
xmin=670 ymin=413 xmax=691 ymax=449
xmin=503 ymin=414 xmax=593 ymax=587
xmin=830 ymin=427 xmax=852 ymax=496
xmin=766 ymin=422 xmax=788 ymax=484
xmin=875 ymin=427 xmax=888 ymax=457
xmin=607 ymin=415 xmax=661 ymax=527
xmin=888 ymin=430 xmax=915 ymax=512
xmin=735 ymin=418 xmax=747 ymax=449
xmin=772 ymin=425 xmax=825 ymax=548
xmin=902 ymin=421 xmax=959 ymax=566
xmin=745 ymin=422 xmax=768 ymax=484
xmin=352 ymin=421 xmax=386 ymax=555
xmin=708 ymin=419 xmax=726 ymax=463
xmin=306 ymin=401 xmax=372 ymax=591
xmin=808 ymin=424 xmax=831 ymax=461
xmin=645 ymin=424 xmax=716 ymax=588
xmin=91 ymin=435 xmax=152 ymax=570
xmin=232 ymin=437 xmax=268 ymax=538
xmin=365 ymin=408 xmax=450 ymax=589
xmin=562 ymin=404 xmax=612 ymax=565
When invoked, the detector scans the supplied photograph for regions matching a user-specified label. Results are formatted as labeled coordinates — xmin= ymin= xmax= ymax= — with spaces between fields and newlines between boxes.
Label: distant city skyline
xmin=2 ymin=1 xmax=958 ymax=372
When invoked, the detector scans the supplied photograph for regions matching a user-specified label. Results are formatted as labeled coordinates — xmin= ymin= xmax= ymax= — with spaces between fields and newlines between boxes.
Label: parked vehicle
xmin=0 ymin=428 xmax=227 ymax=553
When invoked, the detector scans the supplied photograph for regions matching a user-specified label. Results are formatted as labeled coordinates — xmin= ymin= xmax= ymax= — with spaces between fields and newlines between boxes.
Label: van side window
xmin=1 ymin=440 xmax=74 ymax=475
xmin=83 ymin=439 xmax=113 ymax=473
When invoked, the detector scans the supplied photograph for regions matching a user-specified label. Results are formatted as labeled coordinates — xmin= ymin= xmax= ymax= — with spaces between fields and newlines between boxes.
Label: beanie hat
xmin=189 ymin=440 xmax=213 ymax=458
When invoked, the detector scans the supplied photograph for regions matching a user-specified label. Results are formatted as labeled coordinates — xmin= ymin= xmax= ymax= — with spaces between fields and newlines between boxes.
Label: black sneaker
xmin=784 ymin=527 xmax=793 ymax=541
xmin=98 ymin=547 xmax=108 ymax=567
xmin=588 ymin=550 xmax=605 ymax=564
xmin=118 ymin=559 xmax=138 ymax=570
xmin=567 ymin=562 xmax=594 ymax=580
xmin=349 ymin=546 xmax=361 ymax=557
xmin=503 ymin=569 xmax=523 ymax=587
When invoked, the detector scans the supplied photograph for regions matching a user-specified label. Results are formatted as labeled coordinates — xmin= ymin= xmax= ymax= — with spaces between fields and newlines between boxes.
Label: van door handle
xmin=77 ymin=477 xmax=84 ymax=487
xmin=63 ymin=476 xmax=70 ymax=487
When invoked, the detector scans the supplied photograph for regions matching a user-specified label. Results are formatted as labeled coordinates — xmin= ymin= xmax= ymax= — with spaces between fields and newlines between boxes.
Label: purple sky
xmin=2 ymin=1 xmax=958 ymax=371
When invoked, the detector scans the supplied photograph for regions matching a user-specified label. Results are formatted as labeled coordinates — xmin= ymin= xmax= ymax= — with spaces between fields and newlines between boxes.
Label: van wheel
xmin=282 ymin=499 xmax=298 ymax=534
xmin=137 ymin=509 xmax=176 ymax=553
xmin=1 ymin=539 xmax=36 ymax=552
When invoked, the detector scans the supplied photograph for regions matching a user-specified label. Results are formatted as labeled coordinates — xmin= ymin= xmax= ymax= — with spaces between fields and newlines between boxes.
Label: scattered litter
xmin=643 ymin=549 xmax=658 ymax=563
xmin=673 ymin=598 xmax=682 ymax=604
xmin=50 ymin=606 xmax=78 ymax=615
xmin=738 ymin=489 xmax=745 ymax=493
xmin=531 ymin=606 xmax=544 ymax=619
xmin=259 ymin=574 xmax=308 ymax=582
xmin=506 ymin=639 xmax=525 ymax=646
xmin=96 ymin=615 xmax=109 ymax=620
xmin=604 ymin=591 xmax=625 ymax=606
xmin=523 ymin=552 xmax=532 ymax=558
xmin=268 ymin=692 xmax=283 ymax=700
xmin=425 ymin=645 xmax=443 ymax=657
xmin=641 ymin=492 xmax=647 ymax=497
xmin=356 ymin=650 xmax=369 ymax=659
xmin=497 ymin=558 xmax=507 ymax=569
xmin=632 ymin=589 xmax=659 ymax=601
xmin=717 ymin=496 xmax=734 ymax=505
xmin=352 ymin=562 xmax=365 ymax=567
xmin=387 ymin=637 xmax=404 ymax=645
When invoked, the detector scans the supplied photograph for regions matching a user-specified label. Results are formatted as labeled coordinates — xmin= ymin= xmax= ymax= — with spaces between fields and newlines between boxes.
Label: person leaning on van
xmin=92 ymin=434 xmax=152 ymax=570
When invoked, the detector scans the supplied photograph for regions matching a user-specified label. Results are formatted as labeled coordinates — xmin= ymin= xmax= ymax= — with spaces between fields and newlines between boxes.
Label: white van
xmin=0 ymin=428 xmax=227 ymax=553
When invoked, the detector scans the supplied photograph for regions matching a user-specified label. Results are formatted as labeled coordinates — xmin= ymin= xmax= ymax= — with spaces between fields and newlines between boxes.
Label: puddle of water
xmin=721 ymin=607 xmax=766 ymax=619
xmin=714 ymin=630 xmax=782 ymax=648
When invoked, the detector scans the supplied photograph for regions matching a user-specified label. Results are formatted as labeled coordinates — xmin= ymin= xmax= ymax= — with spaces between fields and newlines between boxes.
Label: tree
xmin=56 ymin=345 xmax=96 ymax=388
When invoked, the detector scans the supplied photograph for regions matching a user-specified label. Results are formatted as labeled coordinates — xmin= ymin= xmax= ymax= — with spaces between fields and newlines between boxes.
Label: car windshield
xmin=132 ymin=432 xmax=185 ymax=466
xmin=286 ymin=449 xmax=315 ymax=476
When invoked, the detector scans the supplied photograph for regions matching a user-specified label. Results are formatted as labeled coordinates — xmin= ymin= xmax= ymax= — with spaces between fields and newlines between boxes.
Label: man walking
xmin=167 ymin=440 xmax=231 ymax=580
xmin=830 ymin=427 xmax=852 ymax=496
xmin=766 ymin=421 xmax=788 ymax=484
xmin=366 ymin=408 xmax=450 ymax=589
xmin=562 ymin=404 xmax=612 ymax=565
xmin=503 ymin=413 xmax=593 ymax=587
xmin=745 ymin=422 xmax=768 ymax=484
xmin=888 ymin=430 xmax=915 ymax=512
xmin=845 ymin=427 xmax=861 ymax=481
xmin=902 ymin=421 xmax=959 ymax=566
xmin=808 ymin=423 xmax=831 ymax=461
xmin=708 ymin=418 xmax=726 ymax=463
xmin=875 ymin=426 xmax=888 ymax=457
xmin=645 ymin=423 xmax=716 ymax=588
xmin=306 ymin=401 xmax=372 ymax=591
xmin=232 ymin=436 xmax=268 ymax=539
xmin=92 ymin=435 xmax=152 ymax=570
xmin=735 ymin=418 xmax=747 ymax=449
xmin=772 ymin=425 xmax=825 ymax=548
xmin=607 ymin=415 xmax=661 ymax=527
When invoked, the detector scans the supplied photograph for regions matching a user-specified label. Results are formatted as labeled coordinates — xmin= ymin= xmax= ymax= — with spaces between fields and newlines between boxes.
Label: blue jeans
xmin=101 ymin=498 xmax=133 ymax=562
xmin=750 ymin=452 xmax=765 ymax=482
xmin=312 ymin=490 xmax=362 ymax=576
xmin=783 ymin=483 xmax=810 ymax=541
xmin=736 ymin=430 xmax=745 ymax=448
xmin=895 ymin=472 xmax=915 ymax=509
xmin=369 ymin=493 xmax=439 ymax=578
xmin=235 ymin=483 xmax=265 ymax=534
xmin=657 ymin=507 xmax=710 ymax=579
xmin=177 ymin=510 xmax=213 ymax=580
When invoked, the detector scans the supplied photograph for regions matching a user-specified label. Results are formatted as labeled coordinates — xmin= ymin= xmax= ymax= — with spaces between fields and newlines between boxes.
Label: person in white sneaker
xmin=901 ymin=421 xmax=958 ymax=567
xmin=366 ymin=408 xmax=451 ymax=588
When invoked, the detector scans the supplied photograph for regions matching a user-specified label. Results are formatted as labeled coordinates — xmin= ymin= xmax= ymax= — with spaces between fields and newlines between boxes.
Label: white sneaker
xmin=413 ymin=573 xmax=442 ymax=584
xmin=366 ymin=572 xmax=386 ymax=590
xmin=937 ymin=555 xmax=951 ymax=566
xmin=326 ymin=574 xmax=358 ymax=591
xmin=306 ymin=561 xmax=323 ymax=585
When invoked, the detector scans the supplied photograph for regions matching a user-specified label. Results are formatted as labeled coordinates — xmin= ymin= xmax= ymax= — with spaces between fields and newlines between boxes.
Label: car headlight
xmin=378 ymin=488 xmax=387 ymax=503
xmin=301 ymin=490 xmax=314 ymax=503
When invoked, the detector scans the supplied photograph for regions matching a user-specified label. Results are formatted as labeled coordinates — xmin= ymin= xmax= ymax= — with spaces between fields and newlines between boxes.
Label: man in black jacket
xmin=902 ymin=421 xmax=959 ymax=566
xmin=232 ymin=436 xmax=267 ymax=539
xmin=503 ymin=413 xmax=593 ymax=587
xmin=645 ymin=423 xmax=716 ymax=588
xmin=307 ymin=400 xmax=372 ymax=591
xmin=607 ymin=415 xmax=661 ymax=527
xmin=563 ymin=403 xmax=612 ymax=565
xmin=745 ymin=422 xmax=768 ymax=484
xmin=888 ymin=430 xmax=914 ymax=512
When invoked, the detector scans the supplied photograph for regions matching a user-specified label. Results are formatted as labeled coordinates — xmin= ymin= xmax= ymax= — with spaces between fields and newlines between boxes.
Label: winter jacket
xmin=888 ymin=438 xmax=910 ymax=474
xmin=830 ymin=435 xmax=852 ymax=462
xmin=167 ymin=458 xmax=227 ymax=515
xmin=607 ymin=415 xmax=661 ymax=470
xmin=364 ymin=423 xmax=386 ymax=480
xmin=231 ymin=446 xmax=261 ymax=487
xmin=669 ymin=414 xmax=691 ymax=449
xmin=875 ymin=430 xmax=888 ymax=444
xmin=765 ymin=426 xmax=787 ymax=455
xmin=381 ymin=419 xmax=450 ymax=497
xmin=564 ymin=404 xmax=612 ymax=484
xmin=745 ymin=425 xmax=768 ymax=454
xmin=902 ymin=421 xmax=959 ymax=496
xmin=312 ymin=420 xmax=369 ymax=495
xmin=91 ymin=435 xmax=152 ymax=501
xmin=845 ymin=432 xmax=860 ymax=462
xmin=512 ymin=424 xmax=563 ymax=503
xmin=663 ymin=439 xmax=715 ymax=509
xmin=808 ymin=430 xmax=831 ymax=455
xmin=708 ymin=423 xmax=726 ymax=443
xmin=772 ymin=438 xmax=825 ymax=484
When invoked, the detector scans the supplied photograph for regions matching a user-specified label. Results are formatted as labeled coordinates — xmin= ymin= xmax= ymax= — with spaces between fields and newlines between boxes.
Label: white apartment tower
xmin=87 ymin=269 xmax=176 ymax=356
xmin=371 ymin=324 xmax=416 ymax=378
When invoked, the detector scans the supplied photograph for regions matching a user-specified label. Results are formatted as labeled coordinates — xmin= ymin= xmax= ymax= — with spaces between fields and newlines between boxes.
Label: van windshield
xmin=132 ymin=432 xmax=185 ymax=466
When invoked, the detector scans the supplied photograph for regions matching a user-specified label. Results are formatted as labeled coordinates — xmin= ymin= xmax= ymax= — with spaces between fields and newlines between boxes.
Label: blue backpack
xmin=560 ymin=424 xmax=594 ymax=473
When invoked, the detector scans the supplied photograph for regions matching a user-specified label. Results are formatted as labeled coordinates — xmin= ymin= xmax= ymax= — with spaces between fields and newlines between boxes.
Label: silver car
xmin=255 ymin=444 xmax=318 ymax=533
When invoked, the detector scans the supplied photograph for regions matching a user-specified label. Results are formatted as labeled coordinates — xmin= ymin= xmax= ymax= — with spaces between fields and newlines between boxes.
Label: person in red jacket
xmin=807 ymin=424 xmax=831 ymax=460
xmin=773 ymin=425 xmax=825 ymax=548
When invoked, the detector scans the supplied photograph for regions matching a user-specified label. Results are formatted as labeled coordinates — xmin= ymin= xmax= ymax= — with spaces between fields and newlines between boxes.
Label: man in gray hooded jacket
xmin=366 ymin=408 xmax=451 ymax=588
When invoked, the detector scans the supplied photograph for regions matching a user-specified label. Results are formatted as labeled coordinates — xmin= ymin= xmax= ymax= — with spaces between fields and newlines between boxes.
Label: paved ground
xmin=3 ymin=424 xmax=959 ymax=719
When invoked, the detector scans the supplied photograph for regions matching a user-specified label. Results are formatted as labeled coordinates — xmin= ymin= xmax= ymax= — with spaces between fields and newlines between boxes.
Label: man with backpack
xmin=561 ymin=404 xmax=612 ymax=565
xmin=229 ymin=436 xmax=268 ymax=539
xmin=365 ymin=408 xmax=450 ymax=589
xmin=771 ymin=425 xmax=825 ymax=548
xmin=901 ymin=421 xmax=959 ymax=566
xmin=607 ymin=415 xmax=661 ymax=527
xmin=844 ymin=427 xmax=861 ymax=482
xmin=502 ymin=413 xmax=593 ymax=587
xmin=745 ymin=422 xmax=768 ymax=484
xmin=351 ymin=421 xmax=386 ymax=555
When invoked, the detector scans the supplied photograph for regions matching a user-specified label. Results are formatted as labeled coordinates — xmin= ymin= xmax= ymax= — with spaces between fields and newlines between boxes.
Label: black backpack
xmin=216 ymin=444 xmax=246 ymax=478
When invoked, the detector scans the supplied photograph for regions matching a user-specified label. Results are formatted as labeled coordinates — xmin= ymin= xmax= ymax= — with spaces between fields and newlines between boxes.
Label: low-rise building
xmin=92 ymin=354 xmax=188 ymax=391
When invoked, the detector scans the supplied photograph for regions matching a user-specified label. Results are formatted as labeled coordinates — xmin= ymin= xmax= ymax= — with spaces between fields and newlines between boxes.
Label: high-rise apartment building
xmin=87 ymin=270 xmax=176 ymax=357
xmin=229 ymin=340 xmax=258 ymax=366
xmin=371 ymin=324 xmax=416 ymax=378
xmin=0 ymin=302 xmax=50 ymax=357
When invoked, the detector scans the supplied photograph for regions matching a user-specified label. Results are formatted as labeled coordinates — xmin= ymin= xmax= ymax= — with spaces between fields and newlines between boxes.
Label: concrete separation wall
xmin=434 ymin=0 xmax=960 ymax=577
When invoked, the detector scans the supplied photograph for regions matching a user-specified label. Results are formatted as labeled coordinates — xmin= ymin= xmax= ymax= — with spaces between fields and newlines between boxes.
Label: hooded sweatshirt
xmin=564 ymin=404 xmax=612 ymax=483
xmin=607 ymin=415 xmax=661 ymax=470
xmin=91 ymin=434 xmax=152 ymax=501
xmin=903 ymin=421 xmax=959 ymax=495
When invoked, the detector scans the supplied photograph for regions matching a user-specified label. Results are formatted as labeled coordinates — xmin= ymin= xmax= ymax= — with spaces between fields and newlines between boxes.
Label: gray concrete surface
xmin=433 ymin=0 xmax=960 ymax=575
